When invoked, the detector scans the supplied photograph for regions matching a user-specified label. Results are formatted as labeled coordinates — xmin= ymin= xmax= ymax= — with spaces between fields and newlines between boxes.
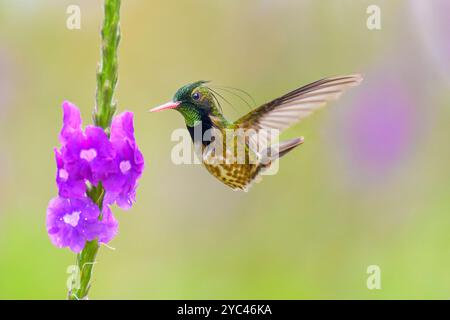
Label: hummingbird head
xmin=150 ymin=81 xmax=220 ymax=127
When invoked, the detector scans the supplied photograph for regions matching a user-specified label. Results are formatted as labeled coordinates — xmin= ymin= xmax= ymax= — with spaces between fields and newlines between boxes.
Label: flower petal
xmin=60 ymin=101 xmax=82 ymax=144
xmin=110 ymin=112 xmax=135 ymax=143
xmin=98 ymin=206 xmax=119 ymax=243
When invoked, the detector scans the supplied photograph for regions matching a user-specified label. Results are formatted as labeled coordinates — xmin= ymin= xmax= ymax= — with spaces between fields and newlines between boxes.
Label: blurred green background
xmin=0 ymin=0 xmax=449 ymax=299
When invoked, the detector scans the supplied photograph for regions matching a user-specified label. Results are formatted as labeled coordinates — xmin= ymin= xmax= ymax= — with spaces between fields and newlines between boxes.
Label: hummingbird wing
xmin=203 ymin=75 xmax=362 ymax=192
xmin=233 ymin=74 xmax=362 ymax=136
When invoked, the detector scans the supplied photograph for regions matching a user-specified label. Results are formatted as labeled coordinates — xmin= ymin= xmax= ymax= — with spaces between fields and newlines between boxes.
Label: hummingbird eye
xmin=192 ymin=92 xmax=201 ymax=101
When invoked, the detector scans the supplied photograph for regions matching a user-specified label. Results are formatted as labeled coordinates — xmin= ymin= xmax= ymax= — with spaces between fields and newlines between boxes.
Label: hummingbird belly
xmin=200 ymin=136 xmax=269 ymax=191
xmin=203 ymin=162 xmax=263 ymax=191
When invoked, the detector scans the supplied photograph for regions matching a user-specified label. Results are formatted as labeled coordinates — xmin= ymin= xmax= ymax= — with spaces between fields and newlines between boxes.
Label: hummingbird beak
xmin=149 ymin=101 xmax=181 ymax=112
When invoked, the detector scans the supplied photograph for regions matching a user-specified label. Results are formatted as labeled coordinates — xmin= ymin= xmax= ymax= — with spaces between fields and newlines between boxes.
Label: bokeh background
xmin=0 ymin=0 xmax=449 ymax=299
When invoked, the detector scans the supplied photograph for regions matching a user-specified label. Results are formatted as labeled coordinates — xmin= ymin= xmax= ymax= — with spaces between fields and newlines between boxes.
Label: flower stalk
xmin=94 ymin=0 xmax=121 ymax=130
xmin=69 ymin=184 xmax=104 ymax=300
xmin=69 ymin=0 xmax=121 ymax=300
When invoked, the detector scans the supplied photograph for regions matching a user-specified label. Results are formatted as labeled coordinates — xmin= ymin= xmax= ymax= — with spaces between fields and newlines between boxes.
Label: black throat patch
xmin=186 ymin=112 xmax=214 ymax=147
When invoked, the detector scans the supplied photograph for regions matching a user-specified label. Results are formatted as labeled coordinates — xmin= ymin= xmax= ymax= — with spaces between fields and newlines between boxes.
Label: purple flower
xmin=327 ymin=70 xmax=418 ymax=189
xmin=103 ymin=112 xmax=144 ymax=210
xmin=46 ymin=196 xmax=119 ymax=253
xmin=56 ymin=101 xmax=116 ymax=195
xmin=346 ymin=77 xmax=416 ymax=175
xmin=48 ymin=101 xmax=144 ymax=252
xmin=46 ymin=197 xmax=103 ymax=253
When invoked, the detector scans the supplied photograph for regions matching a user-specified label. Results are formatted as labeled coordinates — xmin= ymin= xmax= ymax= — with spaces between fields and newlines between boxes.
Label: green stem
xmin=94 ymin=0 xmax=121 ymax=130
xmin=68 ymin=0 xmax=121 ymax=300
xmin=68 ymin=185 xmax=105 ymax=300
xmin=71 ymin=240 xmax=100 ymax=300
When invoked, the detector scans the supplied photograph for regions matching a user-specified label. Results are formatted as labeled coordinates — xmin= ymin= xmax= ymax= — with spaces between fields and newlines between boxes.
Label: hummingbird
xmin=150 ymin=75 xmax=362 ymax=191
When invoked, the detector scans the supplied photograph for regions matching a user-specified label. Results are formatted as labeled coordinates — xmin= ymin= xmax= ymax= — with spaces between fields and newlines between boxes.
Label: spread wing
xmin=234 ymin=75 xmax=362 ymax=134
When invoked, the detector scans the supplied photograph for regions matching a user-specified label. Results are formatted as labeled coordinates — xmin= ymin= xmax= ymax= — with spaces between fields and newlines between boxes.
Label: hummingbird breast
xmin=187 ymin=114 xmax=268 ymax=191
xmin=200 ymin=128 xmax=270 ymax=191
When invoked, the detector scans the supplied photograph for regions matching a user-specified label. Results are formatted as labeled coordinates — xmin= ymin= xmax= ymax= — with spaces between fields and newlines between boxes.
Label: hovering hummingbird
xmin=150 ymin=75 xmax=362 ymax=191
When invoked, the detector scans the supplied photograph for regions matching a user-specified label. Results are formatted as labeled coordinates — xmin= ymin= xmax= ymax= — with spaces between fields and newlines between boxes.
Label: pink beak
xmin=149 ymin=101 xmax=181 ymax=112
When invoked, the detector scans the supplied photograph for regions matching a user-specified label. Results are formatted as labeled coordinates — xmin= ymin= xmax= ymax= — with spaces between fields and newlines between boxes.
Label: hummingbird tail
xmin=260 ymin=137 xmax=304 ymax=164
xmin=277 ymin=137 xmax=304 ymax=158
